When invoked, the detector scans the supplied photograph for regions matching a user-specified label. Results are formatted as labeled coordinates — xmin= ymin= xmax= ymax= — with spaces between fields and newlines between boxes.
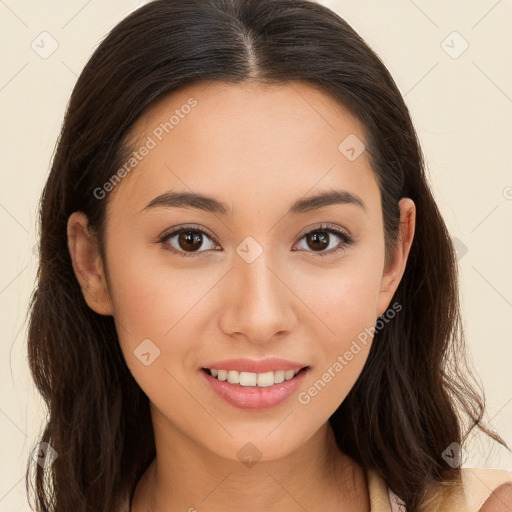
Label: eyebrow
xmin=141 ymin=188 xmax=367 ymax=216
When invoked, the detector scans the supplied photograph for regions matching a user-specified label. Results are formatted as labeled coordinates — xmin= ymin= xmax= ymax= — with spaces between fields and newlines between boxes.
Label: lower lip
xmin=200 ymin=368 xmax=309 ymax=411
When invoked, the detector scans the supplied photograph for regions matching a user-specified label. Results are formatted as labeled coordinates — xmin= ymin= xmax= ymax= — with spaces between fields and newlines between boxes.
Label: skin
xmin=67 ymin=81 xmax=416 ymax=512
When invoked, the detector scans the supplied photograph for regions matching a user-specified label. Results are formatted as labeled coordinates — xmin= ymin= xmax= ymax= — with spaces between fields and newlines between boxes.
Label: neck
xmin=131 ymin=410 xmax=369 ymax=512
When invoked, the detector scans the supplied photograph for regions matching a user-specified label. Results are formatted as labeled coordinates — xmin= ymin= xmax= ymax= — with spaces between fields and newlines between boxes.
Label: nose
xmin=218 ymin=252 xmax=297 ymax=344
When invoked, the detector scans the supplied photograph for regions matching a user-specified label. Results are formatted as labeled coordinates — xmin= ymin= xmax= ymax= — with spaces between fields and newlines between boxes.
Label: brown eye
xmin=177 ymin=230 xmax=204 ymax=252
xmin=294 ymin=225 xmax=354 ymax=257
xmin=305 ymin=231 xmax=330 ymax=252
xmin=159 ymin=223 xmax=353 ymax=259
xmin=159 ymin=227 xmax=218 ymax=257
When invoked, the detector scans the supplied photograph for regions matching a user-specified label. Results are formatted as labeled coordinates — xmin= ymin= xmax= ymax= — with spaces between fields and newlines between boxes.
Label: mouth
xmin=199 ymin=365 xmax=310 ymax=411
xmin=201 ymin=366 xmax=309 ymax=387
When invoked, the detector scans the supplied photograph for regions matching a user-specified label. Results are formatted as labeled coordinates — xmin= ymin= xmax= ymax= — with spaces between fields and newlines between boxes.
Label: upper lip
xmin=201 ymin=358 xmax=308 ymax=373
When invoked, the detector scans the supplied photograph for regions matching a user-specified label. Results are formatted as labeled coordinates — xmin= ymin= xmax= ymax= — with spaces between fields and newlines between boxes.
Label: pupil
xmin=180 ymin=231 xmax=202 ymax=251
xmin=309 ymin=232 xmax=328 ymax=251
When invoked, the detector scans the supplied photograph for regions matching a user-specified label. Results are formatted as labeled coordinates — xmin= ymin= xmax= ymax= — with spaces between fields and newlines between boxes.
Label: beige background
xmin=1 ymin=0 xmax=511 ymax=509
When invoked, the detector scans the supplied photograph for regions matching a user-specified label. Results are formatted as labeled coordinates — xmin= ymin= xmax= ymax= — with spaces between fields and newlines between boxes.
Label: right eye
xmin=158 ymin=226 xmax=220 ymax=258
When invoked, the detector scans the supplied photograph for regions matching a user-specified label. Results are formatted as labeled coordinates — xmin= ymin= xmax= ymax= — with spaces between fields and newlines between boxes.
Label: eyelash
xmin=157 ymin=223 xmax=354 ymax=259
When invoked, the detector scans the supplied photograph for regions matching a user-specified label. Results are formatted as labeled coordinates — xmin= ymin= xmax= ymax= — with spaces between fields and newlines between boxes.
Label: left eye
xmin=294 ymin=226 xmax=353 ymax=256
xmin=158 ymin=224 xmax=354 ymax=258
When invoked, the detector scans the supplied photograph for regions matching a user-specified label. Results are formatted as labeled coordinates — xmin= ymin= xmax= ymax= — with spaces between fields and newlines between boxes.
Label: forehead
xmin=106 ymin=80 xmax=379 ymax=218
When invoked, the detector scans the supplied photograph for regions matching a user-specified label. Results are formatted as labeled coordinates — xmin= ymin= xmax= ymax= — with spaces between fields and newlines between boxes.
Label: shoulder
xmin=366 ymin=466 xmax=512 ymax=511
xmin=457 ymin=467 xmax=512 ymax=512
xmin=478 ymin=482 xmax=512 ymax=512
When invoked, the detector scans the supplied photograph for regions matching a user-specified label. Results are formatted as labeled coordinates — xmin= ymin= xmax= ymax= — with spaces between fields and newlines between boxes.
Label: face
xmin=68 ymin=80 xmax=415 ymax=463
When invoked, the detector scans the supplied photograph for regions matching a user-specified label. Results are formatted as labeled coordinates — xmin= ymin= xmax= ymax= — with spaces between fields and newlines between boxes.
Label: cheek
xmin=106 ymin=228 xmax=210 ymax=336
xmin=294 ymin=290 xmax=377 ymax=427
xmin=290 ymin=253 xmax=383 ymax=408
xmin=292 ymin=253 xmax=384 ymax=342
xmin=104 ymin=240 xmax=200 ymax=387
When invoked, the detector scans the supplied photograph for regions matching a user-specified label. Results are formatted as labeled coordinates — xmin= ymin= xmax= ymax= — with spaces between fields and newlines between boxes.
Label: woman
xmin=26 ymin=1 xmax=512 ymax=511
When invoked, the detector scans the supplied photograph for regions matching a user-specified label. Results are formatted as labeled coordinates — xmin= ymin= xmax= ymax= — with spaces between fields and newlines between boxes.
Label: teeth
xmin=207 ymin=368 xmax=302 ymax=387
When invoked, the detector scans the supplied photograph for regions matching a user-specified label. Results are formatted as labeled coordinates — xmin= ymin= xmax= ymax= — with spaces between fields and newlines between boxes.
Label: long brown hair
xmin=25 ymin=1 xmax=507 ymax=511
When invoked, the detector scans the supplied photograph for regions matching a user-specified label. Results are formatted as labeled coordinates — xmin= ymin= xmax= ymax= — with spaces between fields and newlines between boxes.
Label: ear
xmin=67 ymin=211 xmax=113 ymax=316
xmin=376 ymin=198 xmax=415 ymax=317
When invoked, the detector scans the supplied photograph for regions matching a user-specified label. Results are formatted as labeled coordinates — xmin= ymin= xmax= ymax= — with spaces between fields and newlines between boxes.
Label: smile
xmin=200 ymin=367 xmax=310 ymax=411
xmin=206 ymin=368 xmax=303 ymax=387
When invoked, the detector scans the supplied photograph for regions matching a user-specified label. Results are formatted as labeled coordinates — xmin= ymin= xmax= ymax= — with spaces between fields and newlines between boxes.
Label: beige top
xmin=367 ymin=467 xmax=512 ymax=511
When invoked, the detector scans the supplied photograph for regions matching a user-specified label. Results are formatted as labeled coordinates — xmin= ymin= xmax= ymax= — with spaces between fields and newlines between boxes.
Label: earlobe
xmin=67 ymin=211 xmax=113 ymax=316
xmin=376 ymin=198 xmax=416 ymax=317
